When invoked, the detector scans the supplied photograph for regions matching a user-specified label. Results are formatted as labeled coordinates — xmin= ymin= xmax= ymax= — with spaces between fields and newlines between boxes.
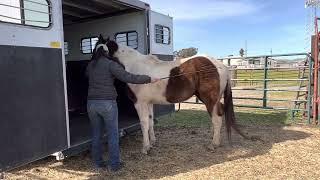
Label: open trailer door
xmin=148 ymin=10 xmax=176 ymax=116
xmin=149 ymin=10 xmax=174 ymax=61
xmin=0 ymin=0 xmax=68 ymax=171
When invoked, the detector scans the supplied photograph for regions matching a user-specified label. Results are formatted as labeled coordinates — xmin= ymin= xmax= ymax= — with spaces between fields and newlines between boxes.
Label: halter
xmin=95 ymin=44 xmax=109 ymax=52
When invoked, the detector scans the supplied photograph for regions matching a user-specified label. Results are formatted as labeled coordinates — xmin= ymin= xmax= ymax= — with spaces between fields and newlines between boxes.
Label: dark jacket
xmin=86 ymin=57 xmax=151 ymax=100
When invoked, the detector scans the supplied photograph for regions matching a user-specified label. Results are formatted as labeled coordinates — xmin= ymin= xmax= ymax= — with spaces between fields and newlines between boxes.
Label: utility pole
xmin=245 ymin=40 xmax=248 ymax=57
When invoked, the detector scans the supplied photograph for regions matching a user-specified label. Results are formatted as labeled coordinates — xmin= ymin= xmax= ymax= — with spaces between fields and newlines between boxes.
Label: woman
xmin=86 ymin=48 xmax=158 ymax=172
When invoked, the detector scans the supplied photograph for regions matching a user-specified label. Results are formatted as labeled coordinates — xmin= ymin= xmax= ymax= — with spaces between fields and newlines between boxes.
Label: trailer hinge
xmin=52 ymin=152 xmax=65 ymax=161
xmin=119 ymin=129 xmax=126 ymax=137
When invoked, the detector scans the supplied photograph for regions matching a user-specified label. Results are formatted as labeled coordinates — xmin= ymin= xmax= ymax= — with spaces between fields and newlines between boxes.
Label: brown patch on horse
xmin=166 ymin=57 xmax=220 ymax=115
xmin=166 ymin=65 xmax=196 ymax=103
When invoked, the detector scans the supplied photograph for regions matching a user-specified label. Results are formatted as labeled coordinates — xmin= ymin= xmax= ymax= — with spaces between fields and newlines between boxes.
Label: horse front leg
xmin=134 ymin=102 xmax=151 ymax=154
xmin=148 ymin=104 xmax=156 ymax=147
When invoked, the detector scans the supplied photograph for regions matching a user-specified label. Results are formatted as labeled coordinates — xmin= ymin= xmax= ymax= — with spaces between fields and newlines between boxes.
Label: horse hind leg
xmin=212 ymin=102 xmax=224 ymax=148
xmin=204 ymin=100 xmax=223 ymax=150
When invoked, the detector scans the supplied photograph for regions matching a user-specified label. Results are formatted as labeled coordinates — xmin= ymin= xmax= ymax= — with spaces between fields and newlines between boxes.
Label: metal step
xmin=297 ymin=93 xmax=307 ymax=97
xmin=295 ymin=101 xmax=306 ymax=105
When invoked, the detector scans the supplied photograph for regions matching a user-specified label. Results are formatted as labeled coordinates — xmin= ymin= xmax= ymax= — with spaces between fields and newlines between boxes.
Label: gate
xmin=178 ymin=53 xmax=313 ymax=123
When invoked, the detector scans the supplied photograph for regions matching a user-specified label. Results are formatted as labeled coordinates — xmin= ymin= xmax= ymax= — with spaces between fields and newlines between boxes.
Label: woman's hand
xmin=151 ymin=78 xmax=161 ymax=83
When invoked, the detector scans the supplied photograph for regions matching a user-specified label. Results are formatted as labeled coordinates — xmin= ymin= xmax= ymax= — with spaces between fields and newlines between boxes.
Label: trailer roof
xmin=62 ymin=0 xmax=150 ymax=24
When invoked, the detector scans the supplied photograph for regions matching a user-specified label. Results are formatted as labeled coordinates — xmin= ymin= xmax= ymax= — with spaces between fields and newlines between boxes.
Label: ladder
xmin=293 ymin=58 xmax=309 ymax=119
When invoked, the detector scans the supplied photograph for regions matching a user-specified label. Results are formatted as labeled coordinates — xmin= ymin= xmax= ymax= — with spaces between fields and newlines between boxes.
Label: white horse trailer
xmin=0 ymin=0 xmax=174 ymax=172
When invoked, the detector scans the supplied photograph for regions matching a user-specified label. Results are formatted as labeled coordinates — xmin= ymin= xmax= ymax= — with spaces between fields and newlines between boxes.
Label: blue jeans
xmin=87 ymin=100 xmax=120 ymax=170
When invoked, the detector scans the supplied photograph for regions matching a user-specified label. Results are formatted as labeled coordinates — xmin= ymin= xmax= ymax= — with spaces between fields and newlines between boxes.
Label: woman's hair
xmin=90 ymin=34 xmax=125 ymax=68
xmin=90 ymin=35 xmax=108 ymax=67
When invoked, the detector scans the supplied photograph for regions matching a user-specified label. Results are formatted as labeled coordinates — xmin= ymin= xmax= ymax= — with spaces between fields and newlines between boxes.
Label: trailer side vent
xmin=115 ymin=31 xmax=138 ymax=49
xmin=0 ymin=0 xmax=51 ymax=28
xmin=81 ymin=37 xmax=98 ymax=54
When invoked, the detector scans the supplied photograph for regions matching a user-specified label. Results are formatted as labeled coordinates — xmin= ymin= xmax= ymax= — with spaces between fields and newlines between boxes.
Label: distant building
xmin=222 ymin=57 xmax=278 ymax=68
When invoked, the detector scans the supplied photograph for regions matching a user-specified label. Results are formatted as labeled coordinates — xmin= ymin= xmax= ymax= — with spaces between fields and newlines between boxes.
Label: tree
xmin=239 ymin=48 xmax=244 ymax=57
xmin=174 ymin=47 xmax=198 ymax=58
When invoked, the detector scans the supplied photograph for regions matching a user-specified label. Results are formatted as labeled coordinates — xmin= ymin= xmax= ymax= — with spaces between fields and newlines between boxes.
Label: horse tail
xmin=224 ymin=79 xmax=261 ymax=142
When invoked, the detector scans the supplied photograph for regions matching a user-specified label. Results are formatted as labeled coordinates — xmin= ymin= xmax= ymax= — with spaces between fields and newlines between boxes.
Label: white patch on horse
xmin=134 ymin=102 xmax=151 ymax=154
xmin=148 ymin=104 xmax=156 ymax=146
xmin=114 ymin=45 xmax=181 ymax=104
xmin=209 ymin=56 xmax=229 ymax=96
xmin=212 ymin=104 xmax=223 ymax=147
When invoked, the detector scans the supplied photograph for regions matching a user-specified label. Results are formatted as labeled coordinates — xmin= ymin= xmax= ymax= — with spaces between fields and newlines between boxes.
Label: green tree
xmin=239 ymin=48 xmax=244 ymax=57
xmin=174 ymin=47 xmax=198 ymax=58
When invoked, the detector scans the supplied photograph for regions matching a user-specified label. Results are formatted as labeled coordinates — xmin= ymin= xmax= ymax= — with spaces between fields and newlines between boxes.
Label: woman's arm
xmin=109 ymin=61 xmax=152 ymax=84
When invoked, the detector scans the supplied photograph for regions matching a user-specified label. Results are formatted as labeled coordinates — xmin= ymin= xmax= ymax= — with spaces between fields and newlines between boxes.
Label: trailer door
xmin=0 ymin=0 xmax=68 ymax=171
xmin=148 ymin=10 xmax=175 ymax=116
xmin=149 ymin=10 xmax=174 ymax=61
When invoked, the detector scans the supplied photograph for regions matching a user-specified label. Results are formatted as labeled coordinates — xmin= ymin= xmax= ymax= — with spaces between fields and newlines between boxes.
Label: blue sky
xmin=144 ymin=0 xmax=312 ymax=58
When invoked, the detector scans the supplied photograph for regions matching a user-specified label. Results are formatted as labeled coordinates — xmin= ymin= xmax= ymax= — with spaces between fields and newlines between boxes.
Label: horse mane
xmin=147 ymin=54 xmax=162 ymax=63
xmin=91 ymin=46 xmax=106 ymax=62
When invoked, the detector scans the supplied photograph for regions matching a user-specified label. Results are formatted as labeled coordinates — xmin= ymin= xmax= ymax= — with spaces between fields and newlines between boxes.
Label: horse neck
xmin=120 ymin=54 xmax=148 ymax=70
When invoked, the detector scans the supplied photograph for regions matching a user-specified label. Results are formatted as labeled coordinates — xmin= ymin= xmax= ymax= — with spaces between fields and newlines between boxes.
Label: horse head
xmin=91 ymin=34 xmax=109 ymax=61
xmin=106 ymin=40 xmax=142 ymax=68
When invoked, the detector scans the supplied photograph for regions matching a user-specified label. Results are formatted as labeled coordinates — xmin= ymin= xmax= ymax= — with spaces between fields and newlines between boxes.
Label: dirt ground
xmin=4 ymin=103 xmax=320 ymax=180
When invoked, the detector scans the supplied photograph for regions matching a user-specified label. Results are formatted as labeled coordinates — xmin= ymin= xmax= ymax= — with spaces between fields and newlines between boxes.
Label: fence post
xmin=263 ymin=56 xmax=268 ymax=108
xmin=308 ymin=56 xmax=313 ymax=124
xmin=230 ymin=68 xmax=237 ymax=87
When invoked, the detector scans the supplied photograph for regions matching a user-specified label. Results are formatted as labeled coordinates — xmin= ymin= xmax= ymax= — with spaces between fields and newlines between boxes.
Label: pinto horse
xmin=92 ymin=37 xmax=255 ymax=154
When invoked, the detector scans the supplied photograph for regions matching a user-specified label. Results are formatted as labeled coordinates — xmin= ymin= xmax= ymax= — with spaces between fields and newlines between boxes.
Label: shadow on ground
xmin=8 ymin=109 xmax=311 ymax=180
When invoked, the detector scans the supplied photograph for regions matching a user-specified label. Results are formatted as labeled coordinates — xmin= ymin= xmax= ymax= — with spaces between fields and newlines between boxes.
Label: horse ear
xmin=106 ymin=36 xmax=110 ymax=42
xmin=99 ymin=34 xmax=104 ymax=41
xmin=107 ymin=40 xmax=118 ymax=57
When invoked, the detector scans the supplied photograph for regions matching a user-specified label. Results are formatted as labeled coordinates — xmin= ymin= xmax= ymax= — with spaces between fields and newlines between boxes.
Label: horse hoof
xmin=150 ymin=140 xmax=157 ymax=147
xmin=142 ymin=149 xmax=148 ymax=154
xmin=206 ymin=144 xmax=219 ymax=151
xmin=142 ymin=145 xmax=151 ymax=154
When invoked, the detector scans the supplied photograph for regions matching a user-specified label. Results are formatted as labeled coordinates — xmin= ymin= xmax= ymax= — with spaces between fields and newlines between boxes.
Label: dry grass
xmin=4 ymin=103 xmax=320 ymax=180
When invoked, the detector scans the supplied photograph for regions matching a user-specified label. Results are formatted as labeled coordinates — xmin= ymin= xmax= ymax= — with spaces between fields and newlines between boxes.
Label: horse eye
xmin=121 ymin=50 xmax=125 ymax=53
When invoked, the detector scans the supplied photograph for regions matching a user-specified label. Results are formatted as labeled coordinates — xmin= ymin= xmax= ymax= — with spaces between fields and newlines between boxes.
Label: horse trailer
xmin=0 ymin=0 xmax=174 ymax=172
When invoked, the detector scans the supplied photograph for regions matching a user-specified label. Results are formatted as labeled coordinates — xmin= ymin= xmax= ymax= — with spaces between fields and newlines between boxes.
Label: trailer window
xmin=155 ymin=25 xmax=170 ymax=45
xmin=0 ymin=0 xmax=51 ymax=28
xmin=64 ymin=42 xmax=69 ymax=55
xmin=115 ymin=31 xmax=138 ymax=49
xmin=81 ymin=37 xmax=98 ymax=54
